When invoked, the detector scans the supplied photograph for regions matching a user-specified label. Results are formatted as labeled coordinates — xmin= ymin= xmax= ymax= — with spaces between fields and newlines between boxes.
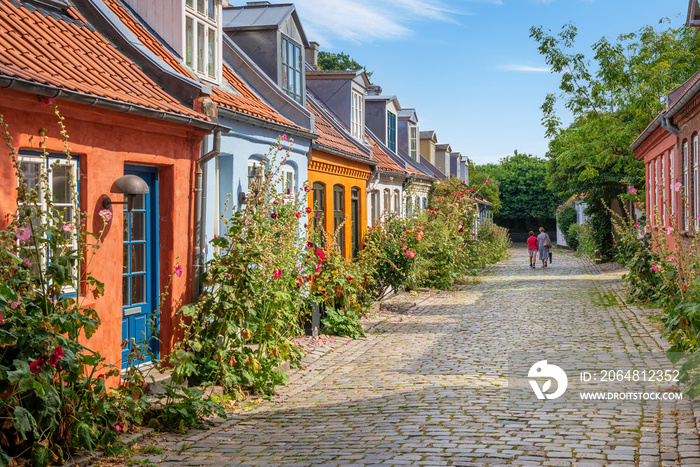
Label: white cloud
xmin=293 ymin=0 xmax=498 ymax=45
xmin=499 ymin=64 xmax=551 ymax=73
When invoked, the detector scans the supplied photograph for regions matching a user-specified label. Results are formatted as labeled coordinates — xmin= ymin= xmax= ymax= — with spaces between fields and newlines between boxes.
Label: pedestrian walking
xmin=537 ymin=227 xmax=552 ymax=268
xmin=526 ymin=231 xmax=538 ymax=268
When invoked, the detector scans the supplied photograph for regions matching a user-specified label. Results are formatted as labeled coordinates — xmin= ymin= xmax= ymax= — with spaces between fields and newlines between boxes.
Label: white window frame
xmin=661 ymin=154 xmax=666 ymax=226
xmin=185 ymin=0 xmax=219 ymax=82
xmin=695 ymin=136 xmax=699 ymax=228
xmin=281 ymin=165 xmax=296 ymax=199
xmin=670 ymin=149 xmax=675 ymax=217
xmin=409 ymin=126 xmax=418 ymax=161
xmin=684 ymin=141 xmax=689 ymax=229
xmin=393 ymin=189 xmax=400 ymax=214
xmin=281 ymin=35 xmax=303 ymax=104
xmin=18 ymin=153 xmax=79 ymax=295
xmin=383 ymin=189 xmax=390 ymax=216
xmin=351 ymin=90 xmax=364 ymax=141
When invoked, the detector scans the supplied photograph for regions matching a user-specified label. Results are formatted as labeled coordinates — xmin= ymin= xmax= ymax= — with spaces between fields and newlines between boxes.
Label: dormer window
xmin=410 ymin=126 xmax=417 ymax=160
xmin=351 ymin=90 xmax=364 ymax=141
xmin=387 ymin=111 xmax=396 ymax=152
xmin=185 ymin=0 xmax=219 ymax=82
xmin=281 ymin=36 xmax=303 ymax=103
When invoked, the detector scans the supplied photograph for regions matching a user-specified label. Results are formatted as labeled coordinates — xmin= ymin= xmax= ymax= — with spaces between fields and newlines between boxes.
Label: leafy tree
xmin=480 ymin=151 xmax=564 ymax=222
xmin=531 ymin=20 xmax=700 ymax=256
xmin=468 ymin=161 xmax=502 ymax=212
xmin=318 ymin=51 xmax=373 ymax=80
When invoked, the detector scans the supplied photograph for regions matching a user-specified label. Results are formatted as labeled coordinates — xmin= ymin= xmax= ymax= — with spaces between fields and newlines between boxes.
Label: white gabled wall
xmin=124 ymin=0 xmax=185 ymax=54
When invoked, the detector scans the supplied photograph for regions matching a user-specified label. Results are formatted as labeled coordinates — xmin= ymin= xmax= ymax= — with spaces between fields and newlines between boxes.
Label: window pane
xmin=197 ymin=22 xmax=205 ymax=72
xmin=123 ymin=211 xmax=129 ymax=241
xmin=123 ymin=244 xmax=129 ymax=274
xmin=133 ymin=193 xmax=145 ymax=210
xmin=208 ymin=27 xmax=215 ymax=77
xmin=185 ymin=17 xmax=193 ymax=67
xmin=131 ymin=211 xmax=145 ymax=241
xmin=207 ymin=0 xmax=215 ymax=19
xmin=52 ymin=164 xmax=71 ymax=203
xmin=186 ymin=0 xmax=193 ymax=7
xmin=197 ymin=0 xmax=205 ymax=14
xmin=21 ymin=161 xmax=41 ymax=191
xmin=131 ymin=243 xmax=146 ymax=273
xmin=123 ymin=276 xmax=130 ymax=306
xmin=132 ymin=275 xmax=146 ymax=304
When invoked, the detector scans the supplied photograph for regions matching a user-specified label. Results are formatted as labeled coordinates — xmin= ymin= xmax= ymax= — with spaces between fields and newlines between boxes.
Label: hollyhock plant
xmin=273 ymin=269 xmax=283 ymax=279
xmin=629 ymin=187 xmax=637 ymax=194
xmin=675 ymin=182 xmax=682 ymax=192
xmin=175 ymin=264 xmax=183 ymax=277
xmin=98 ymin=208 xmax=112 ymax=223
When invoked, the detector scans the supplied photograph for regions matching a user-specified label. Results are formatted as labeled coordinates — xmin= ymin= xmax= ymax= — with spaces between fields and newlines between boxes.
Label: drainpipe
xmin=662 ymin=115 xmax=679 ymax=137
xmin=193 ymin=129 xmax=222 ymax=302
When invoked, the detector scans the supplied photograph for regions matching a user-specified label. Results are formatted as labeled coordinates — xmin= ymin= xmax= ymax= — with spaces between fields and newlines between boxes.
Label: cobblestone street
xmin=134 ymin=247 xmax=700 ymax=466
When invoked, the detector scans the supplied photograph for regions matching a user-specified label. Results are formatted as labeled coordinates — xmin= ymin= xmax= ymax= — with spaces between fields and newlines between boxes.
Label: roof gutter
xmin=313 ymin=143 xmax=377 ymax=166
xmin=0 ymin=75 xmax=218 ymax=131
xmin=217 ymin=106 xmax=317 ymax=141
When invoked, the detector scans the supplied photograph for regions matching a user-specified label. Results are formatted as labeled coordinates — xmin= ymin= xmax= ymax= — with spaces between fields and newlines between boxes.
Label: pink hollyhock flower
xmin=613 ymin=241 xmax=617 ymax=249
xmin=282 ymin=134 xmax=288 ymax=141
xmin=629 ymin=188 xmax=637 ymax=194
xmin=675 ymin=182 xmax=682 ymax=192
xmin=667 ymin=227 xmax=674 ymax=235
xmin=10 ymin=296 xmax=21 ymax=309
xmin=634 ymin=222 xmax=639 ymax=228
xmin=286 ymin=188 xmax=291 ymax=195
xmin=22 ymin=258 xmax=31 ymax=267
xmin=98 ymin=209 xmax=112 ymax=223
xmin=0 ymin=309 xmax=2 ymax=324
xmin=669 ymin=255 xmax=675 ymax=261
xmin=401 ymin=246 xmax=407 ymax=252
xmin=62 ymin=223 xmax=75 ymax=232
xmin=406 ymin=251 xmax=415 ymax=259
xmin=273 ymin=269 xmax=282 ymax=279
xmin=174 ymin=265 xmax=183 ymax=277
xmin=15 ymin=226 xmax=30 ymax=241
xmin=226 ymin=273 xmax=232 ymax=279
xmin=304 ymin=185 xmax=310 ymax=192
xmin=652 ymin=264 xmax=660 ymax=272
xmin=485 ymin=179 xmax=489 ymax=183
xmin=270 ymin=213 xmax=278 ymax=219
xmin=114 ymin=421 xmax=124 ymax=432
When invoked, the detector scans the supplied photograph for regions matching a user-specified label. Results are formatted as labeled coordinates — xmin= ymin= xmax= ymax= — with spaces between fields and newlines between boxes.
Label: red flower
xmin=271 ymin=213 xmax=278 ymax=219
xmin=306 ymin=241 xmax=314 ymax=249
xmin=305 ymin=207 xmax=312 ymax=213
xmin=315 ymin=249 xmax=325 ymax=260
xmin=174 ymin=265 xmax=183 ymax=278
xmin=295 ymin=212 xmax=301 ymax=219
xmin=29 ymin=360 xmax=42 ymax=374
xmin=458 ymin=227 xmax=463 ymax=233
xmin=114 ymin=421 xmax=124 ymax=432
xmin=273 ymin=269 xmax=283 ymax=279
xmin=97 ymin=374 xmax=105 ymax=380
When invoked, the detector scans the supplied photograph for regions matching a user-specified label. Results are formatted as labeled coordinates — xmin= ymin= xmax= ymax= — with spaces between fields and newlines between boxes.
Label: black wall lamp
xmin=102 ymin=175 xmax=149 ymax=211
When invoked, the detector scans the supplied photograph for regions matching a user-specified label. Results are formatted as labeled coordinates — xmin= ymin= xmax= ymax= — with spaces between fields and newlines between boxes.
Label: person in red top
xmin=526 ymin=231 xmax=538 ymax=268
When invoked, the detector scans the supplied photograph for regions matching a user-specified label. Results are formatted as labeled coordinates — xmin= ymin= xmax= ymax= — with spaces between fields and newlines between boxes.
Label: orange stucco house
xmin=0 ymin=0 xmax=218 ymax=375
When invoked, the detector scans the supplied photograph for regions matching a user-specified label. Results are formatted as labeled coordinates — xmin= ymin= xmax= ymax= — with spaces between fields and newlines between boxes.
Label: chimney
xmin=366 ymin=84 xmax=382 ymax=96
xmin=306 ymin=41 xmax=320 ymax=70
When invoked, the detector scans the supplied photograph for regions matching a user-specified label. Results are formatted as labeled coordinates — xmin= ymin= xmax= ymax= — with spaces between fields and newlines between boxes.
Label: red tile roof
xmin=102 ymin=0 xmax=302 ymax=130
xmin=307 ymin=94 xmax=370 ymax=160
xmin=366 ymin=133 xmax=408 ymax=174
xmin=0 ymin=0 xmax=204 ymax=120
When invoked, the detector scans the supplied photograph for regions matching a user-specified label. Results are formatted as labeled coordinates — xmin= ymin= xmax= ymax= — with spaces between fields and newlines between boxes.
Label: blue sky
xmin=292 ymin=0 xmax=688 ymax=165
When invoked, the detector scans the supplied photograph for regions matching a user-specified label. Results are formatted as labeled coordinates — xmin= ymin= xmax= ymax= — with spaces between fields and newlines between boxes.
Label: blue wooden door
xmin=122 ymin=166 xmax=159 ymax=369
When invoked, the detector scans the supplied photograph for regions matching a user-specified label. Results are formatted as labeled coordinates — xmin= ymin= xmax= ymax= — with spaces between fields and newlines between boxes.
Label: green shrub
xmin=321 ymin=306 xmax=365 ymax=339
xmin=567 ymin=223 xmax=580 ymax=250
xmin=557 ymin=205 xmax=578 ymax=246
